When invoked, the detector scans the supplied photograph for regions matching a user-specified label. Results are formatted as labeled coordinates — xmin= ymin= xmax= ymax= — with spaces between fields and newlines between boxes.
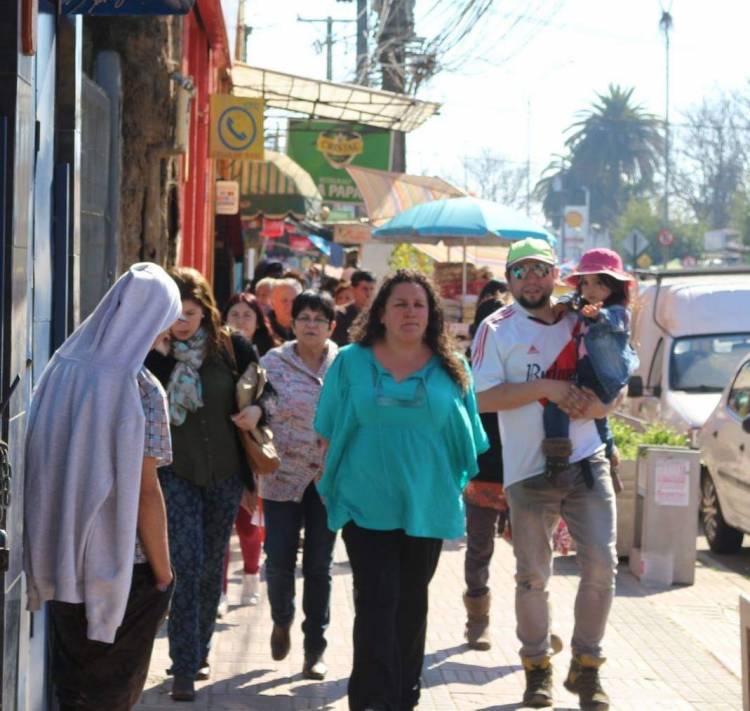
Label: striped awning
xmin=345 ymin=166 xmax=465 ymax=226
xmin=229 ymin=150 xmax=322 ymax=220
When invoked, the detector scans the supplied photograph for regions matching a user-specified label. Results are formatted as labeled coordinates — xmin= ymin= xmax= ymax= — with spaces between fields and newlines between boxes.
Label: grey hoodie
xmin=24 ymin=263 xmax=181 ymax=643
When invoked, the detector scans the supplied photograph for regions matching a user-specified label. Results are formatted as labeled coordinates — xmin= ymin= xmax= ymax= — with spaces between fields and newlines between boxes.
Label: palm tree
xmin=535 ymin=85 xmax=664 ymax=228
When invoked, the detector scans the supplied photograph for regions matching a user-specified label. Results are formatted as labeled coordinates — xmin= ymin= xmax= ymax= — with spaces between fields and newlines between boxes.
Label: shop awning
xmin=345 ymin=166 xmax=465 ymax=226
xmin=61 ymin=0 xmax=194 ymax=13
xmin=229 ymin=150 xmax=322 ymax=220
xmin=231 ymin=64 xmax=440 ymax=133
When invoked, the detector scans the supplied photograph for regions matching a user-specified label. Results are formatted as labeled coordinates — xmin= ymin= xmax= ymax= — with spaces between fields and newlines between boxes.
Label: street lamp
xmin=660 ymin=8 xmax=673 ymax=228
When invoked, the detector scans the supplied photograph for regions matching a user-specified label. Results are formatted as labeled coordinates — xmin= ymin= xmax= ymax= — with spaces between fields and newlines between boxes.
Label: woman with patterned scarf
xmin=145 ymin=267 xmax=269 ymax=702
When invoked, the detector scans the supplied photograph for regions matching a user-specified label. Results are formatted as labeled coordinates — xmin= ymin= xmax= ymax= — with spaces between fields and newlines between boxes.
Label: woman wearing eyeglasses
xmin=314 ymin=269 xmax=488 ymax=711
xmin=258 ymin=290 xmax=339 ymax=680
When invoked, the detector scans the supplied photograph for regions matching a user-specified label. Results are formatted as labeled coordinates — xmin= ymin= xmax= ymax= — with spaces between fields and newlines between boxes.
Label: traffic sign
xmin=622 ymin=229 xmax=649 ymax=257
xmin=658 ymin=228 xmax=675 ymax=246
xmin=637 ymin=252 xmax=653 ymax=268
xmin=209 ymin=95 xmax=264 ymax=160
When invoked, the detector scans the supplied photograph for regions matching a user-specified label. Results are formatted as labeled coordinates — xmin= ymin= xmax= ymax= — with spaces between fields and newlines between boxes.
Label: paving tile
xmin=136 ymin=532 xmax=743 ymax=709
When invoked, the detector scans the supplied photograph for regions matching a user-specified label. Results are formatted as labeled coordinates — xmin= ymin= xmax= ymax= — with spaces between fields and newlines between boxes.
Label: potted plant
xmin=611 ymin=418 xmax=688 ymax=558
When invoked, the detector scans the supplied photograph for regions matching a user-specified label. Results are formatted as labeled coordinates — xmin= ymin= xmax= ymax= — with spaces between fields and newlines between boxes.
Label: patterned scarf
xmin=167 ymin=327 xmax=207 ymax=425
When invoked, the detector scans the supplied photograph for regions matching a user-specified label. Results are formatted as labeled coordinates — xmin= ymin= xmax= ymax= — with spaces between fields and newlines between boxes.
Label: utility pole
xmin=356 ymin=0 xmax=369 ymax=85
xmin=376 ymin=0 xmax=415 ymax=171
xmin=235 ymin=0 xmax=251 ymax=62
xmin=660 ymin=8 xmax=673 ymax=265
xmin=660 ymin=8 xmax=672 ymax=228
xmin=298 ymin=15 xmax=355 ymax=81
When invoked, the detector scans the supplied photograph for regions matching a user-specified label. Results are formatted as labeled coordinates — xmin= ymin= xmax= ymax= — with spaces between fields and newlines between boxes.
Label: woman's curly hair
xmin=349 ymin=269 xmax=470 ymax=392
xmin=168 ymin=266 xmax=225 ymax=357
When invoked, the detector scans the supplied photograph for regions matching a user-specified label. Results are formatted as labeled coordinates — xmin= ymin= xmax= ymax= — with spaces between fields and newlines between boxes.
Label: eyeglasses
xmin=509 ymin=262 xmax=552 ymax=280
xmin=294 ymin=316 xmax=331 ymax=326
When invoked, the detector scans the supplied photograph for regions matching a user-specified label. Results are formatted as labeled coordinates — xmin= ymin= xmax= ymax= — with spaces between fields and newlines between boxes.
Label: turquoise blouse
xmin=314 ymin=344 xmax=489 ymax=539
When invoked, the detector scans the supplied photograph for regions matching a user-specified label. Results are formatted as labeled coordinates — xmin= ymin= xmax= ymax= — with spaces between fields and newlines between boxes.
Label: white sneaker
xmin=241 ymin=573 xmax=261 ymax=606
xmin=216 ymin=593 xmax=229 ymax=618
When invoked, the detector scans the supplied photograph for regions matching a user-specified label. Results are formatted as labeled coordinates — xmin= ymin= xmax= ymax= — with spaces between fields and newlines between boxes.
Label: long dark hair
xmin=574 ymin=273 xmax=630 ymax=309
xmin=168 ymin=266 xmax=224 ymax=357
xmin=349 ymin=269 xmax=470 ymax=392
xmin=222 ymin=292 xmax=280 ymax=356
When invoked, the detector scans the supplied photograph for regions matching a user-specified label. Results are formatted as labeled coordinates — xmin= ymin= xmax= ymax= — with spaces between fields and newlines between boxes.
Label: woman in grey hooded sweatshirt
xmin=24 ymin=262 xmax=182 ymax=710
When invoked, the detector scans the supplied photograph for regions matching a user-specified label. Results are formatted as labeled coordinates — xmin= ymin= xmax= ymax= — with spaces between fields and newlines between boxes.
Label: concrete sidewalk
xmin=135 ymin=533 xmax=745 ymax=710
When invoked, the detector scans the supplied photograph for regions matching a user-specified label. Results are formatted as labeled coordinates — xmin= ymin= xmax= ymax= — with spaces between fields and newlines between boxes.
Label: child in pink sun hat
xmin=543 ymin=248 xmax=640 ymax=481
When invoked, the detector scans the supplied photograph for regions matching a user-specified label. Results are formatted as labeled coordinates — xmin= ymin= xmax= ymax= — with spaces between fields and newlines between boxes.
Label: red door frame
xmin=179 ymin=0 xmax=230 ymax=280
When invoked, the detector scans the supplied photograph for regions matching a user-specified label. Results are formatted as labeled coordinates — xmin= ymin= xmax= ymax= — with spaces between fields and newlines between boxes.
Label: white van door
xmin=634 ymin=337 xmax=665 ymax=422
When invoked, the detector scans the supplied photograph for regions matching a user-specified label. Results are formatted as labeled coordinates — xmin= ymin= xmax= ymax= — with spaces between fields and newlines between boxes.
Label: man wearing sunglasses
xmin=471 ymin=238 xmax=618 ymax=710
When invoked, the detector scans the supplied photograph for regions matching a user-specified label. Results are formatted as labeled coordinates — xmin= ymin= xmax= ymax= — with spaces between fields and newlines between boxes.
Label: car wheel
xmin=701 ymin=471 xmax=743 ymax=554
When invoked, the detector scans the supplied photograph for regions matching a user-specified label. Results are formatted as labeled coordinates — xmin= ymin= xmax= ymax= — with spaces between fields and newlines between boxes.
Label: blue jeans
xmin=263 ymin=482 xmax=336 ymax=655
xmin=544 ymin=356 xmax=613 ymax=456
xmin=506 ymin=451 xmax=617 ymax=662
xmin=159 ymin=467 xmax=243 ymax=677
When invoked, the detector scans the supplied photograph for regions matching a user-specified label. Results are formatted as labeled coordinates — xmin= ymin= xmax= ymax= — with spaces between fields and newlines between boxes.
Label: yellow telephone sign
xmin=210 ymin=95 xmax=264 ymax=160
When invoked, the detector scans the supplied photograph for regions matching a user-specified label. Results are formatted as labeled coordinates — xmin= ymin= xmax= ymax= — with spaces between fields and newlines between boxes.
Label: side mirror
xmin=743 ymin=416 xmax=750 ymax=435
xmin=627 ymin=375 xmax=644 ymax=398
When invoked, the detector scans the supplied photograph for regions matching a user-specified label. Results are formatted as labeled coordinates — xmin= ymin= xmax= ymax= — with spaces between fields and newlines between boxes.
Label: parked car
xmin=699 ymin=354 xmax=750 ymax=553
xmin=627 ymin=268 xmax=750 ymax=447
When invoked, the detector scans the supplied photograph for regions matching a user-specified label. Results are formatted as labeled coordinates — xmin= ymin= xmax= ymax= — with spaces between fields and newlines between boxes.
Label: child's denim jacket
xmin=582 ymin=304 xmax=640 ymax=402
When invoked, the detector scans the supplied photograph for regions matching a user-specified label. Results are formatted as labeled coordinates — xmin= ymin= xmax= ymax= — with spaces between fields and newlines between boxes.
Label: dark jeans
xmin=263 ymin=482 xmax=336 ymax=655
xmin=543 ymin=357 xmax=613 ymax=456
xmin=49 ymin=564 xmax=172 ymax=710
xmin=159 ymin=467 xmax=243 ymax=677
xmin=342 ymin=522 xmax=443 ymax=711
xmin=464 ymin=501 xmax=504 ymax=598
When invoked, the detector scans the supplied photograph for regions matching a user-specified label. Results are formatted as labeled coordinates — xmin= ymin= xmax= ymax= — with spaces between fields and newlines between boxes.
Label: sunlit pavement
xmin=136 ymin=532 xmax=745 ymax=710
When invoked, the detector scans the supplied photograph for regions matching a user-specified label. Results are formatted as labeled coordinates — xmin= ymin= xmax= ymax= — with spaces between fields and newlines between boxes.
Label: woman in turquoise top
xmin=314 ymin=269 xmax=488 ymax=711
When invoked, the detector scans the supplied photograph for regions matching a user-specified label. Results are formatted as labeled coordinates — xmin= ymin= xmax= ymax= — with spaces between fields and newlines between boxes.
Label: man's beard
xmin=517 ymin=292 xmax=551 ymax=310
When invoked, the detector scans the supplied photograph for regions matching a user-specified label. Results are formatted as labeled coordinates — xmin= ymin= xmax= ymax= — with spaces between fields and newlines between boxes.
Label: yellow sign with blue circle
xmin=210 ymin=95 xmax=264 ymax=160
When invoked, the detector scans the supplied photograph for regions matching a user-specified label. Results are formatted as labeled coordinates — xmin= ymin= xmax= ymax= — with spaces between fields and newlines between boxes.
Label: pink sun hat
xmin=564 ymin=248 xmax=634 ymax=286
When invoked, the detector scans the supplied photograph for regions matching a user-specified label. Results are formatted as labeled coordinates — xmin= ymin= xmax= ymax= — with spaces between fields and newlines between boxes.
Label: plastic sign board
xmin=287 ymin=119 xmax=392 ymax=205
xmin=622 ymin=229 xmax=649 ymax=257
xmin=210 ymin=95 xmax=264 ymax=160
xmin=563 ymin=205 xmax=589 ymax=240
xmin=60 ymin=0 xmax=195 ymax=14
xmin=215 ymin=181 xmax=240 ymax=215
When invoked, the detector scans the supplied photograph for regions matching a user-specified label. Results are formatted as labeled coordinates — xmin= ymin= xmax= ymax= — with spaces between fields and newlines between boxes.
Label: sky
xmin=222 ymin=0 xmax=749 ymax=198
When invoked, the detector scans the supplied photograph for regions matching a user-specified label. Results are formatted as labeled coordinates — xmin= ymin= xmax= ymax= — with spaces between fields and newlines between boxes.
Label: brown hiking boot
xmin=463 ymin=592 xmax=491 ymax=650
xmin=542 ymin=437 xmax=572 ymax=477
xmin=564 ymin=654 xmax=610 ymax=710
xmin=522 ymin=656 xmax=553 ymax=708
xmin=270 ymin=623 xmax=291 ymax=661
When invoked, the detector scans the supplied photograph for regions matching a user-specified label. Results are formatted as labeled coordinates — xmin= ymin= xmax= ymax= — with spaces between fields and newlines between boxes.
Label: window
xmin=728 ymin=360 xmax=750 ymax=418
xmin=669 ymin=333 xmax=750 ymax=392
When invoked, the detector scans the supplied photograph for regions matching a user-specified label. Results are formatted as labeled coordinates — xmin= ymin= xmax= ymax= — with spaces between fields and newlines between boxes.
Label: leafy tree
xmin=611 ymin=197 xmax=704 ymax=266
xmin=535 ymin=85 xmax=664 ymax=229
xmin=388 ymin=243 xmax=434 ymax=274
xmin=672 ymin=93 xmax=749 ymax=229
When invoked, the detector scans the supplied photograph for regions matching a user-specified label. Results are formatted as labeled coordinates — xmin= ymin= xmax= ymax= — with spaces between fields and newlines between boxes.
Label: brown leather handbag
xmin=224 ymin=335 xmax=281 ymax=475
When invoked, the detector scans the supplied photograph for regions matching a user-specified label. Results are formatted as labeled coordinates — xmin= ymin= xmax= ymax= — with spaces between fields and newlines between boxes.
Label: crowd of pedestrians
xmin=23 ymin=242 xmax=636 ymax=710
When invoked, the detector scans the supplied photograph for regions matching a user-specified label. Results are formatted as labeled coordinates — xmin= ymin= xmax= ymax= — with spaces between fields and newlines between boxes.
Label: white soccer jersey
xmin=472 ymin=303 xmax=603 ymax=487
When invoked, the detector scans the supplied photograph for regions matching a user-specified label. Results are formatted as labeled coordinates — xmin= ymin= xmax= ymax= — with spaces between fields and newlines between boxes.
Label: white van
xmin=626 ymin=268 xmax=750 ymax=446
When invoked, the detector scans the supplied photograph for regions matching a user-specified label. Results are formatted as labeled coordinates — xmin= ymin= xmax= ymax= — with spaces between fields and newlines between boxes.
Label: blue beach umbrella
xmin=371 ymin=196 xmax=555 ymax=246
xmin=372 ymin=197 xmax=555 ymax=313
